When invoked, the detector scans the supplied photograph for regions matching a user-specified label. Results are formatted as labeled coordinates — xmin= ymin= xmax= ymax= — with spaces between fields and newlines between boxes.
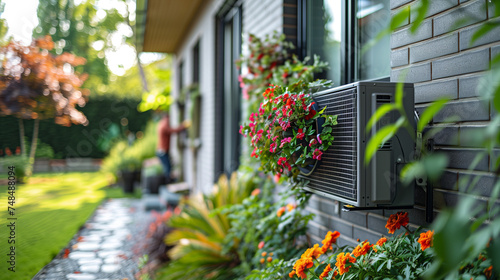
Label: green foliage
xmin=0 ymin=156 xmax=31 ymax=183
xmin=101 ymin=120 xmax=157 ymax=176
xmin=23 ymin=137 xmax=55 ymax=159
xmin=248 ymin=214 xmax=494 ymax=280
xmin=236 ymin=32 xmax=328 ymax=112
xmin=223 ymin=178 xmax=313 ymax=278
xmin=157 ymin=172 xmax=261 ymax=280
xmin=0 ymin=95 xmax=151 ymax=159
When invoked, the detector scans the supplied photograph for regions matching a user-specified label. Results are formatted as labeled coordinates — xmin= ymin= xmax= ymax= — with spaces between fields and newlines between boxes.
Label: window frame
xmin=297 ymin=0 xmax=390 ymax=85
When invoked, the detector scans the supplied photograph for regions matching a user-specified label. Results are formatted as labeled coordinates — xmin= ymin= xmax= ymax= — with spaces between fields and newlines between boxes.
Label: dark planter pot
xmin=143 ymin=174 xmax=166 ymax=194
xmin=119 ymin=170 xmax=138 ymax=193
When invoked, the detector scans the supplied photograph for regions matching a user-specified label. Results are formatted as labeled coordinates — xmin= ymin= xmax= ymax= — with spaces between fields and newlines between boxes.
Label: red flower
xmin=305 ymin=109 xmax=316 ymax=120
xmin=297 ymin=128 xmax=305 ymax=140
xmin=258 ymin=241 xmax=265 ymax=249
xmin=312 ymin=149 xmax=323 ymax=160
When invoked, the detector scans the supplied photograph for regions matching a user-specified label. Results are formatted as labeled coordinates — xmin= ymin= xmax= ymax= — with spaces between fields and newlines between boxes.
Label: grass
xmin=0 ymin=171 xmax=138 ymax=280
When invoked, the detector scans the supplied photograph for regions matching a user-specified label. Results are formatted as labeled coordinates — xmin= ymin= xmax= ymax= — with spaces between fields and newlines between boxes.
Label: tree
xmin=33 ymin=0 xmax=132 ymax=91
xmin=0 ymin=35 xmax=88 ymax=166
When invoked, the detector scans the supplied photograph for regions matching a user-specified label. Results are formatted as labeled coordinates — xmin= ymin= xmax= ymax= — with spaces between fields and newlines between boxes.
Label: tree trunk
xmin=18 ymin=118 xmax=26 ymax=156
xmin=29 ymin=118 xmax=40 ymax=164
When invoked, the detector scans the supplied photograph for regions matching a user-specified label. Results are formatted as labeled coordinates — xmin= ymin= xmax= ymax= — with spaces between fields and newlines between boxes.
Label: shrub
xmin=0 ymin=155 xmax=31 ymax=183
xmin=247 ymin=212 xmax=495 ymax=280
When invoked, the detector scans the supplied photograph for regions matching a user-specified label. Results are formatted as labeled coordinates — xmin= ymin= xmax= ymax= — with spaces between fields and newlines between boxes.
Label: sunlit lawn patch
xmin=0 ymin=171 xmax=128 ymax=280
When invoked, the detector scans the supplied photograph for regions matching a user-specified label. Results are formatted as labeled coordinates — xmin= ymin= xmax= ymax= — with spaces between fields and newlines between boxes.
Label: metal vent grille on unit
xmin=306 ymin=88 xmax=358 ymax=200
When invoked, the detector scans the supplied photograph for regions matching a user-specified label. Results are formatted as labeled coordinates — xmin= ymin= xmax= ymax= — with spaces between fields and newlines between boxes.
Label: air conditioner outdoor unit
xmin=301 ymin=81 xmax=415 ymax=208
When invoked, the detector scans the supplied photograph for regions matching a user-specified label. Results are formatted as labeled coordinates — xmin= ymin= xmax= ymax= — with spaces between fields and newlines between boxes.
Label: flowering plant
xmin=236 ymin=32 xmax=328 ymax=111
xmin=239 ymin=80 xmax=337 ymax=180
xmin=247 ymin=212 xmax=496 ymax=280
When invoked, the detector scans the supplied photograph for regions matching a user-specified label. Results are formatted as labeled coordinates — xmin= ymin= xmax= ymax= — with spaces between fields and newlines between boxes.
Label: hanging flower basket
xmin=239 ymin=80 xmax=337 ymax=181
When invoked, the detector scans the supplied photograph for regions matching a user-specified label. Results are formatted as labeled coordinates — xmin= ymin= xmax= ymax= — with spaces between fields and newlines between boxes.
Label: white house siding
xmin=172 ymin=0 xmax=226 ymax=194
xmin=242 ymin=0 xmax=283 ymax=38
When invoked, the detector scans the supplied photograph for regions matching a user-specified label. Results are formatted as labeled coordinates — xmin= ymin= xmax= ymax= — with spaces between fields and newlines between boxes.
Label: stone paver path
xmin=33 ymin=198 xmax=153 ymax=280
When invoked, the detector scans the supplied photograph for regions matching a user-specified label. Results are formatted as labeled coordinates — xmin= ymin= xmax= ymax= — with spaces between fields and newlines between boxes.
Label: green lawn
xmin=0 ymin=171 xmax=135 ymax=280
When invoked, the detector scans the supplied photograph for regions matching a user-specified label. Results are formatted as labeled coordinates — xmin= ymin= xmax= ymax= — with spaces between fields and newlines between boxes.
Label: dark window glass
xmin=357 ymin=0 xmax=391 ymax=81
xmin=192 ymin=40 xmax=200 ymax=84
xmin=304 ymin=0 xmax=390 ymax=85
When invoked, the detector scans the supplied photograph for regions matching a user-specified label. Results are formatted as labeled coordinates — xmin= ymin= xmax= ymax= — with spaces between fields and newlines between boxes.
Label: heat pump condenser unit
xmin=301 ymin=81 xmax=415 ymax=208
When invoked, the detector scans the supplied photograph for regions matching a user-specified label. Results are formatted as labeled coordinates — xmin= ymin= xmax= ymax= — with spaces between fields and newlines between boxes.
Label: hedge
xmin=0 ymin=95 xmax=152 ymax=159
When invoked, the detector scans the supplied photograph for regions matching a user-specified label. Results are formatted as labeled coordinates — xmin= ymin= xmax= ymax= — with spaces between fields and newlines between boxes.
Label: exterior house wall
xmin=305 ymin=0 xmax=500 ymax=247
xmin=169 ymin=0 xmax=499 ymax=248
xmin=172 ymin=0 xmax=225 ymax=194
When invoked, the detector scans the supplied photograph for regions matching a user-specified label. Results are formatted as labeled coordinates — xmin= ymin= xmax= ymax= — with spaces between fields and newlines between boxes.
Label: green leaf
xmin=365 ymin=117 xmax=405 ymax=164
xmin=366 ymin=103 xmax=397 ymax=133
xmin=318 ymin=105 xmax=327 ymax=115
xmin=471 ymin=21 xmax=499 ymax=45
xmin=410 ymin=0 xmax=429 ymax=33
xmin=395 ymin=81 xmax=404 ymax=109
xmin=391 ymin=6 xmax=410 ymax=30
xmin=417 ymin=99 xmax=448 ymax=132
xmin=314 ymin=263 xmax=328 ymax=275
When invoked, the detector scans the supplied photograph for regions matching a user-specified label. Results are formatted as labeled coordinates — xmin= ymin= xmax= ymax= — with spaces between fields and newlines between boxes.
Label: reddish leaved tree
xmin=0 ymin=35 xmax=89 ymax=165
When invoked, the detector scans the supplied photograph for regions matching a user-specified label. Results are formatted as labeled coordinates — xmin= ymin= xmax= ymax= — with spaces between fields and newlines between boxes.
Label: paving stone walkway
xmin=33 ymin=198 xmax=154 ymax=280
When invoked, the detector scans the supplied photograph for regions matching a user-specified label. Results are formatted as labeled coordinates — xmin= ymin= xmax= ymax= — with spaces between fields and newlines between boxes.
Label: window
xmin=300 ymin=0 xmax=390 ymax=85
xmin=192 ymin=40 xmax=200 ymax=84
xmin=215 ymin=4 xmax=242 ymax=178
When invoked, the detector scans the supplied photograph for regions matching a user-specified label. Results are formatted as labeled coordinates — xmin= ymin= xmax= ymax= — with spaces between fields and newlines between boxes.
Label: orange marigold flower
xmin=286 ymin=203 xmax=296 ymax=212
xmin=418 ymin=230 xmax=434 ymax=251
xmin=385 ymin=212 xmax=409 ymax=234
xmin=262 ymin=252 xmax=267 ymax=257
xmin=321 ymin=231 xmax=340 ymax=253
xmin=289 ymin=270 xmax=296 ymax=278
xmin=277 ymin=206 xmax=286 ymax=217
xmin=485 ymin=265 xmax=493 ymax=278
xmin=335 ymin=252 xmax=356 ymax=275
xmin=292 ymin=257 xmax=314 ymax=279
xmin=267 ymin=256 xmax=273 ymax=262
xmin=251 ymin=188 xmax=261 ymax=196
xmin=302 ymin=244 xmax=323 ymax=259
xmin=373 ymin=237 xmax=387 ymax=252
xmin=352 ymin=241 xmax=373 ymax=257
xmin=260 ymin=258 xmax=265 ymax=264
xmin=319 ymin=264 xmax=333 ymax=280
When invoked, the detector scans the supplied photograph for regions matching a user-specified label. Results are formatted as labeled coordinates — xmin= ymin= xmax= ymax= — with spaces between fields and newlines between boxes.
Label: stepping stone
xmin=73 ymin=242 xmax=100 ymax=251
xmin=69 ymin=252 xmax=96 ymax=260
xmin=66 ymin=273 xmax=96 ymax=280
xmin=100 ymin=241 xmax=123 ymax=250
xmin=78 ymin=258 xmax=103 ymax=265
xmin=103 ymin=256 xmax=121 ymax=264
xmin=80 ymin=264 xmax=100 ymax=273
xmin=97 ymin=250 xmax=123 ymax=258
xmin=101 ymin=264 xmax=121 ymax=273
